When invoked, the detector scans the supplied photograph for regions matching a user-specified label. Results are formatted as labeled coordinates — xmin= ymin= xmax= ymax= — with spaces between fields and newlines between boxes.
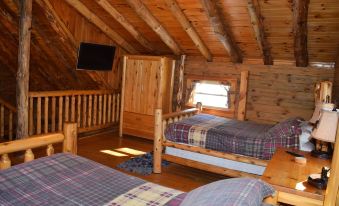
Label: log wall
xmin=185 ymin=56 xmax=335 ymax=123
xmin=49 ymin=0 xmax=125 ymax=90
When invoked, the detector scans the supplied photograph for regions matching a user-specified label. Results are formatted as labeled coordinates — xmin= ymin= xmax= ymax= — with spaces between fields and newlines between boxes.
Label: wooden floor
xmin=76 ymin=131 xmax=227 ymax=192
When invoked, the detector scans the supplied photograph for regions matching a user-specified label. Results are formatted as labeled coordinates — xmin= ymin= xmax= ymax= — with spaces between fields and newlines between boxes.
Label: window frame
xmin=185 ymin=75 xmax=238 ymax=112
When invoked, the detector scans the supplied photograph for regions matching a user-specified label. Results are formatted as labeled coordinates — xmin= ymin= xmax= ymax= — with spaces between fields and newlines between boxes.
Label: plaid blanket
xmin=165 ymin=114 xmax=301 ymax=160
xmin=0 ymin=154 xmax=182 ymax=206
xmin=105 ymin=182 xmax=183 ymax=206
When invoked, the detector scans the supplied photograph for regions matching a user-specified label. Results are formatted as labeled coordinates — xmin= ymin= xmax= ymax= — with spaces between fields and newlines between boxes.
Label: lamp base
xmin=311 ymin=150 xmax=332 ymax=159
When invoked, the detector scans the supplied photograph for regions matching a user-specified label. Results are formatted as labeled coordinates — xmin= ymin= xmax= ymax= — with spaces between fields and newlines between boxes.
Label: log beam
xmin=247 ymin=0 xmax=272 ymax=65
xmin=16 ymin=0 xmax=32 ymax=139
xmin=165 ymin=0 xmax=212 ymax=61
xmin=35 ymin=0 xmax=77 ymax=48
xmin=125 ymin=0 xmax=182 ymax=55
xmin=63 ymin=0 xmax=138 ymax=54
xmin=97 ymin=0 xmax=156 ymax=53
xmin=200 ymin=0 xmax=242 ymax=63
xmin=293 ymin=0 xmax=309 ymax=67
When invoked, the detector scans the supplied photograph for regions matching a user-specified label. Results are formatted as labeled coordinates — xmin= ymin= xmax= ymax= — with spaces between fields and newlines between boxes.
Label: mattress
xmin=165 ymin=114 xmax=301 ymax=160
xmin=0 ymin=153 xmax=183 ymax=206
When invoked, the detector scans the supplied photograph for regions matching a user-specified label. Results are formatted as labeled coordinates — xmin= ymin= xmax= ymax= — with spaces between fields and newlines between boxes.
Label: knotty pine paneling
xmin=50 ymin=0 xmax=125 ymax=90
xmin=185 ymin=56 xmax=335 ymax=124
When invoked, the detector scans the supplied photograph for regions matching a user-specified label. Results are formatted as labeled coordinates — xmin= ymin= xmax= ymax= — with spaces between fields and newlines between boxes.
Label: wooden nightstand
xmin=261 ymin=148 xmax=331 ymax=206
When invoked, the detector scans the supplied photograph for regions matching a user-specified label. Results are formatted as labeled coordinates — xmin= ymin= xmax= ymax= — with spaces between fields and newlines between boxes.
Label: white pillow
xmin=299 ymin=121 xmax=314 ymax=151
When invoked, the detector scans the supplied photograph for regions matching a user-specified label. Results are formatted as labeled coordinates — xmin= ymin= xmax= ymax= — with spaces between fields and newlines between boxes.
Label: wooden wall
xmin=185 ymin=56 xmax=335 ymax=124
xmin=50 ymin=0 xmax=125 ymax=90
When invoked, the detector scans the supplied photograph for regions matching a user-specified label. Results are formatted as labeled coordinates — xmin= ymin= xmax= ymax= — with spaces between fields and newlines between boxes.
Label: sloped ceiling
xmin=61 ymin=0 xmax=339 ymax=64
xmin=0 ymin=0 xmax=339 ymax=104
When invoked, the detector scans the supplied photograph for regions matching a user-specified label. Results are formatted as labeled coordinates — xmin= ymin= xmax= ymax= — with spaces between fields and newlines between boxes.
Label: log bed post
xmin=62 ymin=122 xmax=77 ymax=155
xmin=237 ymin=71 xmax=249 ymax=121
xmin=16 ymin=0 xmax=33 ymax=139
xmin=153 ymin=109 xmax=163 ymax=173
xmin=324 ymin=121 xmax=339 ymax=205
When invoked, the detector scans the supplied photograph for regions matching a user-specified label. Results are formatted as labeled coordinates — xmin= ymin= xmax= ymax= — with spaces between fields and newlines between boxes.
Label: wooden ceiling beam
xmin=165 ymin=0 xmax=212 ymax=61
xmin=97 ymin=0 xmax=156 ymax=53
xmin=293 ymin=0 xmax=309 ymax=67
xmin=200 ymin=0 xmax=242 ymax=63
xmin=63 ymin=0 xmax=138 ymax=54
xmin=125 ymin=0 xmax=182 ymax=55
xmin=35 ymin=0 xmax=77 ymax=49
xmin=247 ymin=0 xmax=273 ymax=65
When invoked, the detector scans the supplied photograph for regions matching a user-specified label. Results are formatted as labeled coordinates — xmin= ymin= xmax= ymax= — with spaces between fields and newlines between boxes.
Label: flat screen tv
xmin=76 ymin=42 xmax=116 ymax=71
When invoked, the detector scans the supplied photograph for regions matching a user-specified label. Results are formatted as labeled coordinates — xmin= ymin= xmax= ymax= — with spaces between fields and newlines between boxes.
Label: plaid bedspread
xmin=165 ymin=114 xmax=301 ymax=160
xmin=0 ymin=153 xmax=182 ymax=206
xmin=105 ymin=182 xmax=183 ymax=206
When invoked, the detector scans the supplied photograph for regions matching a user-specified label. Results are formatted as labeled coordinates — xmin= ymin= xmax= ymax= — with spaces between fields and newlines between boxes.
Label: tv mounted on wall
xmin=76 ymin=42 xmax=116 ymax=71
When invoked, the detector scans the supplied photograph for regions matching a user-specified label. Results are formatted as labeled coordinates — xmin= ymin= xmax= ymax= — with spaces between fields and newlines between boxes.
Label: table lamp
xmin=311 ymin=110 xmax=338 ymax=159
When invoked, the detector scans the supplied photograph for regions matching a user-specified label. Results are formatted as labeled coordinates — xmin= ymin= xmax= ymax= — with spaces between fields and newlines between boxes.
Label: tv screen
xmin=76 ymin=42 xmax=116 ymax=71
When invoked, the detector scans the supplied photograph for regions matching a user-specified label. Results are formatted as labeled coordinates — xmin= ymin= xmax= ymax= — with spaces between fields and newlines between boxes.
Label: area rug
xmin=117 ymin=152 xmax=170 ymax=175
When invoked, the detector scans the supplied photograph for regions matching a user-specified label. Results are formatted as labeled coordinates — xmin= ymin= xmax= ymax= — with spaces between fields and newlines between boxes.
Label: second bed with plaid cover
xmin=165 ymin=114 xmax=302 ymax=160
xmin=0 ymin=153 xmax=183 ymax=206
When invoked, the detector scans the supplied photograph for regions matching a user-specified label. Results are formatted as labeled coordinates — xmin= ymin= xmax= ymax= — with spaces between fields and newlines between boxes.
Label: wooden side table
xmin=261 ymin=148 xmax=331 ymax=206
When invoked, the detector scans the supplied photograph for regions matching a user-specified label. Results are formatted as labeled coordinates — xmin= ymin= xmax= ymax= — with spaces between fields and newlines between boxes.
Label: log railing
xmin=0 ymin=122 xmax=77 ymax=170
xmin=28 ymin=90 xmax=120 ymax=135
xmin=0 ymin=98 xmax=16 ymax=140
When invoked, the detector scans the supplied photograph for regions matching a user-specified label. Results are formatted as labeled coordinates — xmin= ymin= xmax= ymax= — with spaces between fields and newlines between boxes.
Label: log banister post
xmin=154 ymin=109 xmax=163 ymax=173
xmin=62 ymin=122 xmax=77 ymax=155
xmin=0 ymin=154 xmax=11 ymax=170
xmin=16 ymin=0 xmax=33 ymax=139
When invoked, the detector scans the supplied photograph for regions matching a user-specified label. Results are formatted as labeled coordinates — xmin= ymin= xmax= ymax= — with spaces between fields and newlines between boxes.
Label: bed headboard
xmin=0 ymin=122 xmax=77 ymax=170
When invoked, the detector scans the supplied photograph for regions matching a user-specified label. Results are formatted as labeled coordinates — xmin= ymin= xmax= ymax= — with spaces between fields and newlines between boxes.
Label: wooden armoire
xmin=119 ymin=55 xmax=175 ymax=139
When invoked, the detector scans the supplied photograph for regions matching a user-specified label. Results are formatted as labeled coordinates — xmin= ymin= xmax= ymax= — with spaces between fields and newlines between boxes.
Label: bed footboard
xmin=0 ymin=122 xmax=77 ymax=170
xmin=154 ymin=108 xmax=200 ymax=173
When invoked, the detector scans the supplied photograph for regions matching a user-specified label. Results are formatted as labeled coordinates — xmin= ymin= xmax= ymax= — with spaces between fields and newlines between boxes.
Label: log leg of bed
xmin=154 ymin=109 xmax=163 ymax=173
xmin=63 ymin=122 xmax=77 ymax=155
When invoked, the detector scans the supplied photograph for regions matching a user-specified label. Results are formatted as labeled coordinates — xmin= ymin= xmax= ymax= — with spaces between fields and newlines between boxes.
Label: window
xmin=192 ymin=81 xmax=230 ymax=109
xmin=186 ymin=78 xmax=237 ymax=110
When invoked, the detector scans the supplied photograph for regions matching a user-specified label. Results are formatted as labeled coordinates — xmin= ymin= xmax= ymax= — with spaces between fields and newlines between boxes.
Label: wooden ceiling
xmin=56 ymin=0 xmax=339 ymax=66
xmin=0 ymin=0 xmax=338 ymax=97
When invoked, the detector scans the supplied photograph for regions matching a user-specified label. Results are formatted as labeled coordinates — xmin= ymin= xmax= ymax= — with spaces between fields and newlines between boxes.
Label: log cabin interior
xmin=0 ymin=0 xmax=339 ymax=205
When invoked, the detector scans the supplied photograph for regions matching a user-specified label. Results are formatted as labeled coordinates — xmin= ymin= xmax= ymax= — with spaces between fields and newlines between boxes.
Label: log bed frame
xmin=152 ymin=70 xmax=269 ymax=178
xmin=153 ymin=109 xmax=339 ymax=205
xmin=0 ymin=122 xmax=77 ymax=170
xmin=153 ymin=107 xmax=267 ymax=178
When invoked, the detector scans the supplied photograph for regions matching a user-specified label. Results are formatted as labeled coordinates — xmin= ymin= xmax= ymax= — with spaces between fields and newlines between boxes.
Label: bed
xmin=0 ymin=123 xmax=276 ymax=206
xmin=153 ymin=107 xmax=309 ymax=178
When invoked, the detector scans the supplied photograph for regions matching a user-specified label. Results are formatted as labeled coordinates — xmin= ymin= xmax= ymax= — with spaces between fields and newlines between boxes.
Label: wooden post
xmin=0 ymin=154 xmax=11 ymax=170
xmin=44 ymin=97 xmax=49 ymax=133
xmin=324 ymin=121 xmax=339 ymax=206
xmin=62 ymin=122 xmax=77 ymax=155
xmin=16 ymin=0 xmax=33 ymax=139
xmin=293 ymin=0 xmax=309 ymax=67
xmin=119 ymin=57 xmax=127 ymax=137
xmin=196 ymin=102 xmax=203 ymax=114
xmin=153 ymin=109 xmax=163 ymax=173
xmin=24 ymin=149 xmax=34 ymax=162
xmin=238 ymin=71 xmax=249 ymax=121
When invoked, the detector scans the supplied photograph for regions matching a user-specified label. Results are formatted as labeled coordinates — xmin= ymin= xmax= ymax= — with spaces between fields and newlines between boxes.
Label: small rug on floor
xmin=117 ymin=152 xmax=170 ymax=175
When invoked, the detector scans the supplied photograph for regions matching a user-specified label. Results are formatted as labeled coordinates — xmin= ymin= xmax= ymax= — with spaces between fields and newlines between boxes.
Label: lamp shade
xmin=309 ymin=102 xmax=323 ymax=124
xmin=311 ymin=110 xmax=339 ymax=143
